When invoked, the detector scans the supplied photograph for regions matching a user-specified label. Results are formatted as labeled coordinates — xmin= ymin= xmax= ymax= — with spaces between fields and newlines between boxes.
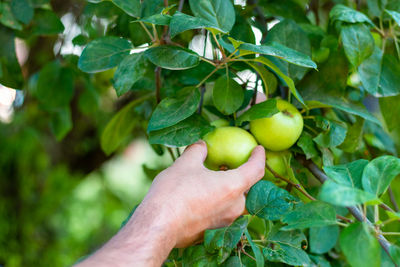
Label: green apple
xmin=204 ymin=126 xmax=258 ymax=170
xmin=264 ymin=150 xmax=289 ymax=187
xmin=250 ymin=99 xmax=303 ymax=151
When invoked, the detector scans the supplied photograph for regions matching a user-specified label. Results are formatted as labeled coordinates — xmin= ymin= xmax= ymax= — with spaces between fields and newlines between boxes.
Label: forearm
xmin=76 ymin=202 xmax=176 ymax=267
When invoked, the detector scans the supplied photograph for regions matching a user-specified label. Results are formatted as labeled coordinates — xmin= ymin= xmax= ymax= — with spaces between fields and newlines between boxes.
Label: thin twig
xmin=178 ymin=0 xmax=185 ymax=11
xmin=388 ymin=186 xmax=400 ymax=212
xmin=211 ymin=32 xmax=226 ymax=59
xmin=167 ymin=147 xmax=176 ymax=161
xmin=265 ymin=161 xmax=316 ymax=201
xmin=155 ymin=67 xmax=162 ymax=103
xmin=296 ymin=154 xmax=397 ymax=266
xmin=139 ymin=21 xmax=154 ymax=41
xmin=241 ymin=249 xmax=256 ymax=261
xmin=251 ymin=75 xmax=259 ymax=106
xmin=197 ymin=85 xmax=206 ymax=114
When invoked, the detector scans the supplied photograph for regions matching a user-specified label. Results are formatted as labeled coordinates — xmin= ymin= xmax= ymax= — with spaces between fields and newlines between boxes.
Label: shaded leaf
xmin=78 ymin=37 xmax=132 ymax=73
xmin=182 ymin=245 xmax=218 ymax=267
xmin=244 ymin=229 xmax=264 ymax=267
xmin=148 ymin=87 xmax=200 ymax=131
xmin=239 ymin=42 xmax=316 ymax=69
xmin=0 ymin=26 xmax=23 ymax=88
xmin=212 ymin=75 xmax=243 ymax=115
xmin=282 ymin=201 xmax=337 ymax=230
xmin=204 ymin=217 xmax=248 ymax=264
xmin=330 ymin=4 xmax=374 ymax=25
xmin=358 ymin=47 xmax=400 ymax=97
xmin=264 ymin=19 xmax=313 ymax=82
xmin=246 ymin=180 xmax=297 ymax=221
xmin=170 ymin=12 xmax=222 ymax=38
xmin=113 ymin=52 xmax=149 ymax=96
xmin=340 ymin=222 xmax=381 ymax=267
xmin=264 ymin=227 xmax=310 ymax=266
xmin=145 ymin=46 xmax=200 ymax=70
xmin=246 ymin=57 xmax=305 ymax=105
xmin=236 ymin=99 xmax=278 ymax=126
xmin=380 ymin=95 xmax=400 ymax=132
xmin=31 ymin=9 xmax=65 ymax=35
xmin=149 ymin=114 xmax=214 ymax=147
xmin=36 ymin=61 xmax=74 ymax=110
xmin=189 ymin=0 xmax=235 ymax=33
xmin=385 ymin=9 xmax=400 ymax=26
xmin=313 ymin=118 xmax=347 ymax=148
xmin=137 ymin=14 xmax=171 ymax=25
xmin=50 ymin=107 xmax=73 ymax=141
xmin=101 ymin=94 xmax=153 ymax=155
xmin=341 ymin=23 xmax=374 ymax=67
xmin=324 ymin=159 xmax=369 ymax=189
xmin=11 ymin=0 xmax=34 ymax=24
xmin=297 ymin=133 xmax=318 ymax=159
xmin=319 ymin=180 xmax=379 ymax=206
xmin=310 ymin=225 xmax=339 ymax=254
xmin=362 ymin=156 xmax=400 ymax=196
xmin=339 ymin=117 xmax=365 ymax=152
xmin=0 ymin=2 xmax=22 ymax=30
xmin=111 ymin=0 xmax=141 ymax=17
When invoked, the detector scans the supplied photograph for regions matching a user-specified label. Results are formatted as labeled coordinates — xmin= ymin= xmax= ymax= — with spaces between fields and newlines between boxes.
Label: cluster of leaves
xmin=3 ymin=0 xmax=400 ymax=266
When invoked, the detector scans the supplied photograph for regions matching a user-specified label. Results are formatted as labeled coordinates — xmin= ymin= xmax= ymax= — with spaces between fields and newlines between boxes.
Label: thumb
xmin=179 ymin=140 xmax=208 ymax=165
xmin=234 ymin=145 xmax=266 ymax=191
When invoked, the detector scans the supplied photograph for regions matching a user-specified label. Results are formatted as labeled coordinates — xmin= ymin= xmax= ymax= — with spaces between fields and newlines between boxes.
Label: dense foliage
xmin=2 ymin=0 xmax=400 ymax=266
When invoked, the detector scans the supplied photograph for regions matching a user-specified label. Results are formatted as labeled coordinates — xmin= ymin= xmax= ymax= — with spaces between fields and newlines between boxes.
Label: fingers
xmin=179 ymin=140 xmax=208 ymax=165
xmin=231 ymin=145 xmax=265 ymax=191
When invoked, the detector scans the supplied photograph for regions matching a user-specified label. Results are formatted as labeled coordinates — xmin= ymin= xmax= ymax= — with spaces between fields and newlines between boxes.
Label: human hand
xmin=76 ymin=141 xmax=265 ymax=267
xmin=139 ymin=141 xmax=265 ymax=247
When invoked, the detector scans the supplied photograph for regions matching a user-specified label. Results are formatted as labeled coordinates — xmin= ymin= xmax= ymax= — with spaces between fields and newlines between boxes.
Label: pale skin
xmin=76 ymin=141 xmax=266 ymax=267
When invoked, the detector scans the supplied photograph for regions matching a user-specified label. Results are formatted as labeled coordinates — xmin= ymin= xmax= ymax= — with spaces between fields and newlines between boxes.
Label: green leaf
xmin=50 ymin=107 xmax=73 ymax=141
xmin=182 ymin=245 xmax=218 ymax=267
xmin=148 ymin=87 xmax=200 ymax=131
xmin=137 ymin=14 xmax=172 ymax=26
xmin=204 ymin=217 xmax=248 ymax=264
xmin=319 ymin=180 xmax=379 ymax=206
xmin=246 ymin=57 xmax=305 ymax=106
xmin=362 ymin=156 xmax=400 ymax=196
xmin=339 ymin=117 xmax=365 ymax=152
xmin=111 ymin=0 xmax=141 ymax=17
xmin=0 ymin=26 xmax=23 ymax=88
xmin=324 ymin=159 xmax=369 ymax=189
xmin=101 ymin=94 xmax=153 ymax=155
xmin=78 ymin=37 xmax=132 ymax=73
xmin=313 ymin=118 xmax=347 ymax=148
xmin=246 ymin=180 xmax=297 ymax=221
xmin=244 ymin=229 xmax=264 ymax=267
xmin=260 ymin=0 xmax=309 ymax=23
xmin=358 ymin=47 xmax=400 ymax=97
xmin=31 ymin=9 xmax=65 ymax=35
xmin=145 ymin=46 xmax=200 ymax=70
xmin=188 ymin=0 xmax=235 ymax=33
xmin=0 ymin=2 xmax=22 ymax=30
xmin=170 ymin=12 xmax=223 ymax=38
xmin=113 ymin=52 xmax=149 ymax=96
xmin=36 ymin=61 xmax=75 ymax=110
xmin=380 ymin=95 xmax=400 ymax=132
xmin=341 ymin=24 xmax=374 ymax=67
xmin=330 ymin=4 xmax=374 ymax=25
xmin=148 ymin=114 xmax=214 ymax=147
xmin=264 ymin=19 xmax=313 ymax=82
xmin=212 ymin=75 xmax=244 ymax=115
xmin=385 ymin=9 xmax=400 ymax=26
xmin=239 ymin=42 xmax=316 ymax=69
xmin=297 ymin=133 xmax=318 ymax=159
xmin=264 ymin=227 xmax=310 ymax=266
xmin=11 ymin=0 xmax=34 ymax=25
xmin=309 ymin=225 xmax=339 ymax=254
xmin=236 ymin=99 xmax=278 ymax=126
xmin=281 ymin=201 xmax=337 ymax=230
xmin=340 ymin=223 xmax=381 ymax=267
xmin=140 ymin=0 xmax=164 ymax=18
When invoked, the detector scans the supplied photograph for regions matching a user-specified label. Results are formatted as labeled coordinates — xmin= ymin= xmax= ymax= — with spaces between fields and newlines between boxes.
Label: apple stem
xmin=282 ymin=109 xmax=294 ymax=118
xmin=219 ymin=165 xmax=229 ymax=171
